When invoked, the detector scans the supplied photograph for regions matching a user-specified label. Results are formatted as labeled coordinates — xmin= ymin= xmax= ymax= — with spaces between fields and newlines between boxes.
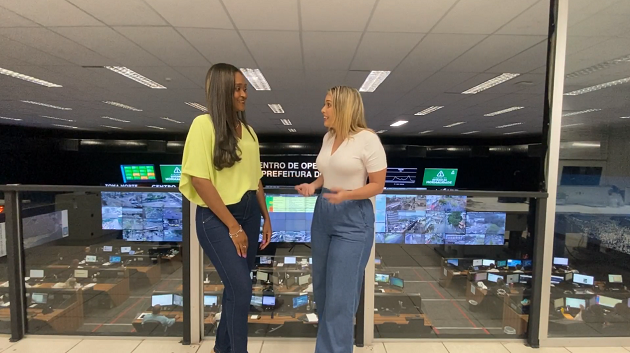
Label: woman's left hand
xmin=260 ymin=219 xmax=272 ymax=249
xmin=323 ymin=187 xmax=348 ymax=204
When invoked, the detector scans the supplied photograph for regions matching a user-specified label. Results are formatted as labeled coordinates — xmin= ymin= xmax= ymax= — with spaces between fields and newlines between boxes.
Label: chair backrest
xmin=139 ymin=321 xmax=166 ymax=334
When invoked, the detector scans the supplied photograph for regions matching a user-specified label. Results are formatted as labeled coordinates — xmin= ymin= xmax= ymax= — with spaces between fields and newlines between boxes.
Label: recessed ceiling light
xmin=504 ymin=131 xmax=525 ymax=135
xmin=52 ymin=124 xmax=78 ymax=129
xmin=288 ymin=128 xmax=297 ymax=132
xmin=161 ymin=117 xmax=184 ymax=124
xmin=101 ymin=116 xmax=130 ymax=123
xmin=268 ymin=104 xmax=284 ymax=114
xmin=185 ymin=102 xmax=207 ymax=112
xmin=419 ymin=130 xmax=433 ymax=134
xmin=101 ymin=125 xmax=123 ymax=130
xmin=461 ymin=131 xmax=479 ymax=135
xmin=390 ymin=120 xmax=408 ymax=127
xmin=572 ymin=142 xmax=600 ymax=148
xmin=147 ymin=125 xmax=165 ymax=130
xmin=414 ymin=106 xmax=444 ymax=115
xmin=620 ymin=116 xmax=630 ymax=119
xmin=359 ymin=71 xmax=391 ymax=92
xmin=240 ymin=68 xmax=271 ymax=91
xmin=566 ymin=54 xmax=630 ymax=79
xmin=462 ymin=73 xmax=520 ymax=94
xmin=280 ymin=119 xmax=292 ymax=126
xmin=0 ymin=116 xmax=22 ymax=121
xmin=443 ymin=122 xmax=466 ymax=128
xmin=0 ymin=67 xmax=63 ymax=87
xmin=484 ymin=107 xmax=524 ymax=117
xmin=562 ymin=123 xmax=584 ymax=128
xmin=496 ymin=122 xmax=523 ymax=129
xmin=40 ymin=115 xmax=74 ymax=122
xmin=565 ymin=77 xmax=630 ymax=95
xmin=562 ymin=109 xmax=602 ymax=117
xmin=22 ymin=100 xmax=72 ymax=110
xmin=376 ymin=130 xmax=387 ymax=134
xmin=104 ymin=66 xmax=166 ymax=89
xmin=102 ymin=101 xmax=143 ymax=112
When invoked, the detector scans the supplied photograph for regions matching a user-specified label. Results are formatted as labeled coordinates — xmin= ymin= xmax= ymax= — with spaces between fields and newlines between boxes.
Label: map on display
xmin=260 ymin=195 xmax=316 ymax=242
xmin=0 ymin=210 xmax=69 ymax=257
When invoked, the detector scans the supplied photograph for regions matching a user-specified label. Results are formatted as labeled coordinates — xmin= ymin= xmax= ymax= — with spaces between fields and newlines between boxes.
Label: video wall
xmin=101 ymin=192 xmax=183 ymax=242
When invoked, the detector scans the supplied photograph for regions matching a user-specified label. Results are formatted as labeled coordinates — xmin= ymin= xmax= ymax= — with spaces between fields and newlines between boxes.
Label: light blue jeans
xmin=311 ymin=189 xmax=375 ymax=353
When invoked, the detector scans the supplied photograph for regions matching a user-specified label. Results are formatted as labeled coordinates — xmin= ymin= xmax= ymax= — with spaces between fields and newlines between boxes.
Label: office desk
xmin=177 ymin=283 xmax=310 ymax=295
xmin=374 ymin=313 xmax=432 ymax=326
xmin=439 ymin=267 xmax=469 ymax=288
xmin=0 ymin=290 xmax=84 ymax=333
xmin=129 ymin=265 xmax=161 ymax=286
xmin=502 ymin=295 xmax=528 ymax=335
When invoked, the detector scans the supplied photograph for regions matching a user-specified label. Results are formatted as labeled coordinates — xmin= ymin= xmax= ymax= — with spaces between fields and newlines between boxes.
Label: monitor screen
xmin=31 ymin=293 xmax=47 ymax=304
xmin=506 ymin=274 xmax=520 ymax=284
xmin=74 ymin=269 xmax=89 ymax=278
xmin=609 ymin=274 xmax=623 ymax=283
xmin=284 ymin=256 xmax=297 ymax=264
xmin=472 ymin=259 xmax=483 ymax=267
xmin=259 ymin=256 xmax=272 ymax=265
xmin=251 ymin=295 xmax=263 ymax=306
xmin=447 ymin=259 xmax=459 ymax=267
xmin=160 ymin=165 xmax=182 ymax=184
xmin=298 ymin=275 xmax=310 ymax=285
xmin=173 ymin=294 xmax=183 ymax=307
xmin=109 ymin=256 xmax=121 ymax=263
xmin=553 ymin=257 xmax=569 ymax=266
xmin=520 ymin=275 xmax=533 ymax=284
xmin=573 ymin=274 xmax=594 ymax=286
xmin=482 ymin=259 xmax=495 ymax=267
xmin=85 ymin=255 xmax=97 ymax=263
xmin=374 ymin=258 xmax=381 ymax=265
xmin=152 ymin=294 xmax=173 ymax=306
xmin=260 ymin=195 xmax=316 ymax=243
xmin=293 ymin=295 xmax=308 ymax=309
xmin=121 ymin=165 xmax=156 ymax=183
xmin=595 ymin=295 xmax=622 ymax=308
xmin=204 ymin=295 xmax=218 ymax=306
xmin=523 ymin=260 xmax=533 ymax=268
xmin=390 ymin=277 xmax=404 ymax=288
xmin=551 ymin=275 xmax=564 ymax=284
xmin=565 ymin=273 xmax=574 ymax=281
xmin=554 ymin=298 xmax=564 ymax=309
xmin=474 ymin=272 xmax=488 ymax=282
xmin=257 ymin=272 xmax=269 ymax=282
xmin=487 ymin=274 xmax=504 ymax=283
xmin=121 ymin=247 xmax=131 ymax=253
xmin=29 ymin=269 xmax=44 ymax=278
xmin=309 ymin=257 xmax=312 ymax=264
xmin=422 ymin=168 xmax=458 ymax=187
xmin=386 ymin=167 xmax=418 ymax=187
xmin=565 ymin=297 xmax=586 ymax=309
xmin=262 ymin=296 xmax=276 ymax=306
xmin=507 ymin=259 xmax=522 ymax=267
xmin=375 ymin=274 xmax=390 ymax=283
xmin=496 ymin=260 xmax=507 ymax=268
xmin=103 ymin=246 xmax=113 ymax=252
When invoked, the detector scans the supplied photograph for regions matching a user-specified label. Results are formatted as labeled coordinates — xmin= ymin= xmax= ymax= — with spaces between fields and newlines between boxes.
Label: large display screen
xmin=101 ymin=192 xmax=183 ymax=242
xmin=385 ymin=168 xmax=418 ymax=187
xmin=422 ymin=168 xmax=458 ymax=187
xmin=262 ymin=195 xmax=316 ymax=242
xmin=121 ymin=165 xmax=156 ymax=183
xmin=160 ymin=164 xmax=182 ymax=184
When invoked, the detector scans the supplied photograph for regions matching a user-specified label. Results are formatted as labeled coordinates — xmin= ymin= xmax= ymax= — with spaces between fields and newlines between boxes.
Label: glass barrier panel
xmin=0 ymin=195 xmax=9 ymax=333
xmin=19 ymin=190 xmax=183 ymax=336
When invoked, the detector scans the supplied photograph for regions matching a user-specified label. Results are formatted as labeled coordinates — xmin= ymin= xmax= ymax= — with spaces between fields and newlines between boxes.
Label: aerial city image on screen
xmin=101 ymin=192 xmax=183 ymax=242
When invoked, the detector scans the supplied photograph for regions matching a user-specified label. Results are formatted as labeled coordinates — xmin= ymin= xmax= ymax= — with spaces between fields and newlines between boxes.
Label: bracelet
xmin=229 ymin=225 xmax=243 ymax=238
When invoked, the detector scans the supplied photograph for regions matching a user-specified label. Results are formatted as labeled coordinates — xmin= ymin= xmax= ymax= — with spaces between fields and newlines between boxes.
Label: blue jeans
xmin=196 ymin=191 xmax=261 ymax=353
xmin=311 ymin=189 xmax=375 ymax=353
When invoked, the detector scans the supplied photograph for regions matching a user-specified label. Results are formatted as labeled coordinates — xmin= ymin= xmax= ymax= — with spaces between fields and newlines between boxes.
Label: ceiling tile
xmin=0 ymin=0 xmax=102 ymax=26
xmin=224 ymin=0 xmax=298 ymax=31
xmin=240 ymin=31 xmax=302 ymax=70
xmin=397 ymin=34 xmax=486 ymax=75
xmin=368 ymin=0 xmax=457 ymax=33
xmin=304 ymin=71 xmax=347 ymax=92
xmin=177 ymin=28 xmax=256 ymax=68
xmin=497 ymin=0 xmax=550 ymax=35
xmin=350 ymin=32 xmax=424 ymax=71
xmin=301 ymin=0 xmax=376 ymax=32
xmin=0 ymin=36 xmax=73 ymax=66
xmin=432 ymin=0 xmax=539 ymax=34
xmin=302 ymin=32 xmax=361 ymax=70
xmin=68 ymin=0 xmax=166 ymax=26
xmin=0 ymin=7 xmax=39 ymax=27
xmin=569 ymin=13 xmax=630 ymax=37
xmin=172 ymin=66 xmax=208 ymax=88
xmin=115 ymin=26 xmax=209 ymax=67
xmin=486 ymin=40 xmax=548 ymax=73
xmin=144 ymin=0 xmax=233 ymax=29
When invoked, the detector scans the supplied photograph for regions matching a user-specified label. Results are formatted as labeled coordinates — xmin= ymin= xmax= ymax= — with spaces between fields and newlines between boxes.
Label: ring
xmin=241 ymin=245 xmax=246 ymax=248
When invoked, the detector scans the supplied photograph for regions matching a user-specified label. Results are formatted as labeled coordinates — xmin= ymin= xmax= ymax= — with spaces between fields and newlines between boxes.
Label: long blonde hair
xmin=327 ymin=86 xmax=370 ymax=141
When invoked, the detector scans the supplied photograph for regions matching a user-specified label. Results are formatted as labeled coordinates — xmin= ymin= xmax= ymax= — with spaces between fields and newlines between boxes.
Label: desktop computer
xmin=293 ymin=295 xmax=308 ymax=309
xmin=204 ymin=295 xmax=218 ymax=307
xmin=375 ymin=273 xmax=390 ymax=284
xmin=109 ymin=256 xmax=122 ymax=263
xmin=152 ymin=294 xmax=173 ymax=307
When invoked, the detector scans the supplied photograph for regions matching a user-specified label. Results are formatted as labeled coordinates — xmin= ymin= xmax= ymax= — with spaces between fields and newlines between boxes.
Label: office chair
xmin=138 ymin=321 xmax=168 ymax=336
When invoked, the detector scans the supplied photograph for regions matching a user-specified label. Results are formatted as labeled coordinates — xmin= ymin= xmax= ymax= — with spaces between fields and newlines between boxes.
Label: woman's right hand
xmin=295 ymin=183 xmax=315 ymax=197
xmin=228 ymin=224 xmax=249 ymax=258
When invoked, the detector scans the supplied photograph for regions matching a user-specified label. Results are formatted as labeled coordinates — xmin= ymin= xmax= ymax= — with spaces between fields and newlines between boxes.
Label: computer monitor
xmin=487 ymin=274 xmax=504 ymax=283
xmin=284 ymin=257 xmax=297 ymax=265
xmin=551 ymin=275 xmax=564 ymax=284
xmin=85 ymin=255 xmax=97 ymax=263
xmin=109 ymin=256 xmax=122 ymax=263
xmin=594 ymin=295 xmax=623 ymax=308
xmin=609 ymin=274 xmax=623 ymax=283
xmin=259 ymin=256 xmax=272 ymax=265
xmin=506 ymin=274 xmax=520 ymax=284
xmin=121 ymin=247 xmax=131 ymax=253
xmin=204 ymin=295 xmax=218 ymax=306
xmin=257 ymin=271 xmax=269 ymax=282
xmin=298 ymin=274 xmax=310 ymax=285
xmin=374 ymin=258 xmax=382 ymax=265
xmin=293 ymin=295 xmax=308 ymax=309
xmin=472 ymin=259 xmax=483 ymax=267
xmin=573 ymin=274 xmax=594 ymax=286
xmin=29 ymin=269 xmax=44 ymax=278
xmin=496 ymin=260 xmax=507 ymax=268
xmin=251 ymin=295 xmax=263 ymax=306
xmin=554 ymin=298 xmax=564 ymax=309
xmin=173 ymin=294 xmax=183 ymax=307
xmin=262 ymin=296 xmax=276 ymax=306
xmin=152 ymin=294 xmax=173 ymax=306
xmin=474 ymin=272 xmax=488 ymax=282
xmin=375 ymin=274 xmax=390 ymax=284
xmin=103 ymin=246 xmax=113 ymax=252
xmin=565 ymin=273 xmax=574 ymax=281
xmin=447 ymin=259 xmax=459 ymax=267
xmin=31 ymin=293 xmax=47 ymax=304
xmin=74 ymin=269 xmax=89 ymax=278
xmin=482 ymin=259 xmax=495 ymax=267
xmin=507 ymin=259 xmax=522 ymax=267
xmin=390 ymin=277 xmax=404 ymax=289
xmin=565 ymin=297 xmax=586 ymax=309
xmin=309 ymin=257 xmax=313 ymax=264
xmin=553 ymin=257 xmax=569 ymax=266
xmin=522 ymin=259 xmax=533 ymax=268
xmin=520 ymin=274 xmax=533 ymax=284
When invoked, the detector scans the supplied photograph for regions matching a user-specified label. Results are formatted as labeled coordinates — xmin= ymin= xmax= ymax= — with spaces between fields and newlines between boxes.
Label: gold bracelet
xmin=229 ymin=225 xmax=243 ymax=238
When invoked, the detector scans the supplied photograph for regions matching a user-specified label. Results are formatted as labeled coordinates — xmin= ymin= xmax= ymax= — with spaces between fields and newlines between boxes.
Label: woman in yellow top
xmin=179 ymin=63 xmax=272 ymax=353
